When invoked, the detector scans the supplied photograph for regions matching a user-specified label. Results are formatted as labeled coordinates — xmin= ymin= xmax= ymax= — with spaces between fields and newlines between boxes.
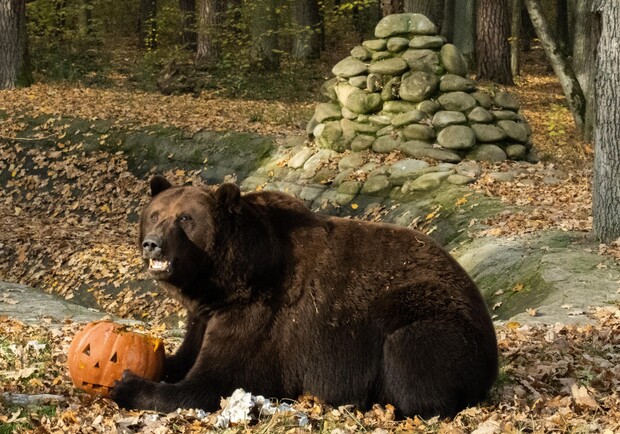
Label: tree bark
xmin=196 ymin=0 xmax=222 ymax=66
xmin=511 ymin=0 xmax=521 ymax=76
xmin=592 ymin=0 xmax=620 ymax=243
xmin=476 ymin=0 xmax=513 ymax=84
xmin=291 ymin=0 xmax=321 ymax=60
xmin=441 ymin=0 xmax=454 ymax=40
xmin=179 ymin=0 xmax=196 ymax=50
xmin=403 ymin=0 xmax=443 ymax=27
xmin=556 ymin=0 xmax=569 ymax=55
xmin=520 ymin=3 xmax=534 ymax=50
xmin=451 ymin=0 xmax=476 ymax=68
xmin=523 ymin=0 xmax=586 ymax=132
xmin=572 ymin=0 xmax=600 ymax=141
xmin=381 ymin=0 xmax=404 ymax=16
xmin=0 ymin=0 xmax=32 ymax=89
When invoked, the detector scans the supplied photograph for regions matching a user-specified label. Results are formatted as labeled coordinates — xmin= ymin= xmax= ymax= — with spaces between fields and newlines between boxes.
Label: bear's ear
xmin=215 ymin=183 xmax=241 ymax=213
xmin=150 ymin=175 xmax=172 ymax=197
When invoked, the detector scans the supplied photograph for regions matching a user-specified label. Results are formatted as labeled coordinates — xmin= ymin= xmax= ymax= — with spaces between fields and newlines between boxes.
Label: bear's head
xmin=139 ymin=175 xmax=244 ymax=300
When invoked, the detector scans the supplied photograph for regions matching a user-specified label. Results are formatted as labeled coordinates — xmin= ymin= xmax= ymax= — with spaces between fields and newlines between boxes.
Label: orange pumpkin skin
xmin=67 ymin=321 xmax=165 ymax=397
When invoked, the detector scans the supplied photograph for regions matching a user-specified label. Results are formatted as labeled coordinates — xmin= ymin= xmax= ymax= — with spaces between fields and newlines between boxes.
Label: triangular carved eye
xmin=94 ymin=362 xmax=100 ymax=368
xmin=82 ymin=344 xmax=91 ymax=356
xmin=110 ymin=353 xmax=118 ymax=363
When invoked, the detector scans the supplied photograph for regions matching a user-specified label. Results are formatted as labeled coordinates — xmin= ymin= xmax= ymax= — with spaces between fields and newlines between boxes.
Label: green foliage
xmin=546 ymin=103 xmax=569 ymax=138
xmin=23 ymin=0 xmax=379 ymax=100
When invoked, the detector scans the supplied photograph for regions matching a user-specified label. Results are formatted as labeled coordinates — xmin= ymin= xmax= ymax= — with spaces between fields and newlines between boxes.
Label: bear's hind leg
xmin=380 ymin=322 xmax=493 ymax=419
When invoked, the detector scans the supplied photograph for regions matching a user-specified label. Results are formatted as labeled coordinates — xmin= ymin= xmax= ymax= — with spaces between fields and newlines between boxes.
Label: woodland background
xmin=0 ymin=0 xmax=619 ymax=433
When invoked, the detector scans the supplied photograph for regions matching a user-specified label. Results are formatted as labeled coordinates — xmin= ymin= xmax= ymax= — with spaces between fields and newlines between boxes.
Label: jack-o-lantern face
xmin=67 ymin=321 xmax=165 ymax=397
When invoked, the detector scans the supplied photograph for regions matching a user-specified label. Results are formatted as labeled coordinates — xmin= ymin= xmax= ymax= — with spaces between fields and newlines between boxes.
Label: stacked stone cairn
xmin=307 ymin=13 xmax=534 ymax=165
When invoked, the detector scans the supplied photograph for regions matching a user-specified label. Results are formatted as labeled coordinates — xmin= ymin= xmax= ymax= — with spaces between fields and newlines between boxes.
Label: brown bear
xmin=111 ymin=175 xmax=498 ymax=419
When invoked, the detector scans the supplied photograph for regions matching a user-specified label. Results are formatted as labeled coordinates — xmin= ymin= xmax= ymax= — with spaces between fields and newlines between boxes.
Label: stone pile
xmin=307 ymin=13 xmax=534 ymax=164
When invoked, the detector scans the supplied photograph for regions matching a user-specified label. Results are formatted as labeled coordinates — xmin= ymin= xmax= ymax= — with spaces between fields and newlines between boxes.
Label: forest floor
xmin=0 ymin=46 xmax=619 ymax=432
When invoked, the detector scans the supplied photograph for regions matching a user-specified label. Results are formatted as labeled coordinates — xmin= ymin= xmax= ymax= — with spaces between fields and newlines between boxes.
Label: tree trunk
xmin=572 ymin=0 xmax=600 ymax=141
xmin=381 ymin=0 xmax=404 ymax=16
xmin=511 ymin=0 xmax=521 ymax=76
xmin=0 ymin=0 xmax=32 ymax=89
xmin=451 ymin=0 xmax=476 ymax=68
xmin=291 ymin=0 xmax=321 ymax=60
xmin=476 ymin=0 xmax=513 ymax=84
xmin=403 ymin=0 xmax=443 ymax=26
xmin=520 ymin=3 xmax=534 ymax=50
xmin=355 ymin=2 xmax=383 ymax=40
xmin=441 ymin=0 xmax=454 ymax=40
xmin=250 ymin=0 xmax=279 ymax=70
xmin=179 ymin=0 xmax=196 ymax=50
xmin=139 ymin=0 xmax=157 ymax=49
xmin=523 ymin=0 xmax=586 ymax=132
xmin=196 ymin=0 xmax=222 ymax=66
xmin=556 ymin=0 xmax=569 ymax=55
xmin=592 ymin=0 xmax=620 ymax=243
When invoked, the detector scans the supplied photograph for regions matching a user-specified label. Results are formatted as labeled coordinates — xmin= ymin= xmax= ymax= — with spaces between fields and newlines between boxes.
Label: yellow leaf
xmin=28 ymin=378 xmax=44 ymax=388
xmin=61 ymin=410 xmax=78 ymax=424
xmin=506 ymin=321 xmax=521 ymax=330
xmin=100 ymin=204 xmax=111 ymax=213
xmin=175 ymin=169 xmax=186 ymax=177
xmin=512 ymin=283 xmax=524 ymax=292
xmin=351 ymin=203 xmax=358 ymax=209
xmin=455 ymin=196 xmax=468 ymax=206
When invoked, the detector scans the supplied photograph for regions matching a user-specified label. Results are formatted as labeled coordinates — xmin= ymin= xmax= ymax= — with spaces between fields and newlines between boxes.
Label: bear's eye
xmin=150 ymin=213 xmax=159 ymax=223
xmin=178 ymin=214 xmax=192 ymax=223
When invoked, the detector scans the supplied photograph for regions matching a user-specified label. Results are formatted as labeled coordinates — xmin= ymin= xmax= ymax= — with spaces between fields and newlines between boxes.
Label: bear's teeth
xmin=150 ymin=259 xmax=169 ymax=270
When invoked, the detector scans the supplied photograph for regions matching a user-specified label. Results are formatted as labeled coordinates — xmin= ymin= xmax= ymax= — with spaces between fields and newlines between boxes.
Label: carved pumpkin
xmin=67 ymin=321 xmax=165 ymax=397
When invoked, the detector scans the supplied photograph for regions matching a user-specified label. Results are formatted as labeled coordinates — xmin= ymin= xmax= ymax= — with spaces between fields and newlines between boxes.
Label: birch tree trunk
xmin=592 ymin=0 xmax=620 ymax=243
xmin=523 ymin=0 xmax=585 ymax=132
xmin=0 ymin=0 xmax=32 ymax=89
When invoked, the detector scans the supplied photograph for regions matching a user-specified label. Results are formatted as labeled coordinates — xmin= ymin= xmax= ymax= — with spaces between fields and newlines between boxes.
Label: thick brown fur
xmin=111 ymin=175 xmax=498 ymax=418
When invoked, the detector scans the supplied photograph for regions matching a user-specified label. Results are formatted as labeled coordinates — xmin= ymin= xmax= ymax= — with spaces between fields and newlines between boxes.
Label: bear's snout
xmin=142 ymin=235 xmax=163 ymax=258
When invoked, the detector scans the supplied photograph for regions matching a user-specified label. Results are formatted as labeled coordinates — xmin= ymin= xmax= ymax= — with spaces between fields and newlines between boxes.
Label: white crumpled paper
xmin=214 ymin=388 xmax=308 ymax=428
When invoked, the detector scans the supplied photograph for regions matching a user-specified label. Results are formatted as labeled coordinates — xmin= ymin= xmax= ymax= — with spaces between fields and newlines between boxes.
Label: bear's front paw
xmin=111 ymin=370 xmax=154 ymax=410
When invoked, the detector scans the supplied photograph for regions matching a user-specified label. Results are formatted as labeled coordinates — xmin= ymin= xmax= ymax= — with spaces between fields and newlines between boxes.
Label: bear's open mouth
xmin=149 ymin=258 xmax=171 ymax=273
